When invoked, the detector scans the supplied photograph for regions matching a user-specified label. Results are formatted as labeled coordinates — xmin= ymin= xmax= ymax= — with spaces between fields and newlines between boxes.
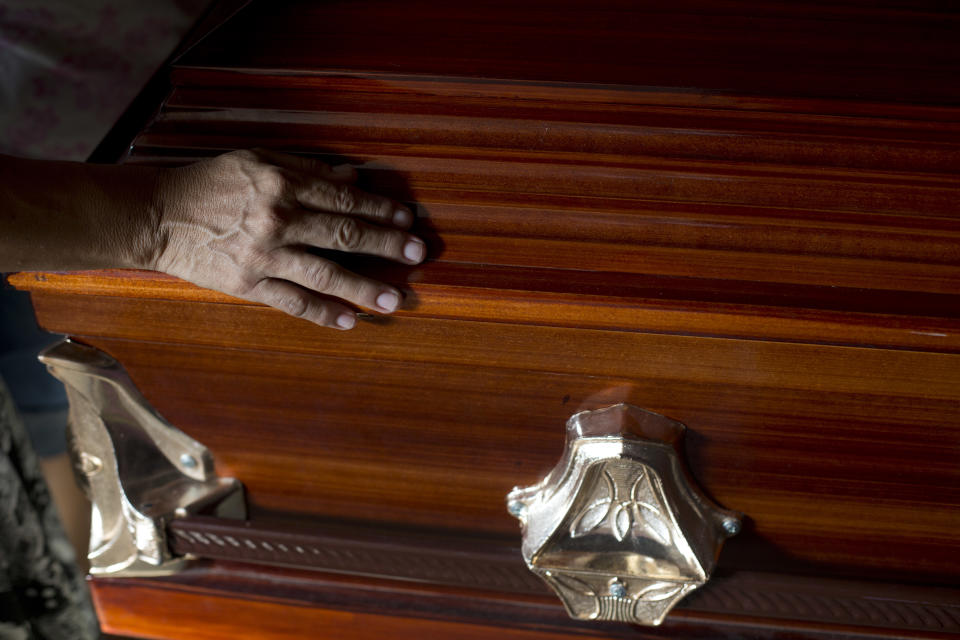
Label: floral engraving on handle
xmin=569 ymin=464 xmax=673 ymax=545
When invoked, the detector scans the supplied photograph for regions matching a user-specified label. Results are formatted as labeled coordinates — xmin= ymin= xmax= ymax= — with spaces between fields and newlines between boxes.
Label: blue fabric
xmin=0 ymin=287 xmax=67 ymax=457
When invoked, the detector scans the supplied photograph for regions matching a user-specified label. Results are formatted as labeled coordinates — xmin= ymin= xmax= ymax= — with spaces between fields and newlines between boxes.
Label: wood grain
xmin=11 ymin=0 xmax=960 ymax=636
xmin=26 ymin=308 xmax=959 ymax=583
xmin=90 ymin=562 xmax=960 ymax=640
xmin=11 ymin=268 xmax=960 ymax=353
xmin=126 ymin=72 xmax=960 ymax=299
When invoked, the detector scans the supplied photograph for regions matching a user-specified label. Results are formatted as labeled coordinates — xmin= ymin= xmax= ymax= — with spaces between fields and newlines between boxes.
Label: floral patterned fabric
xmin=0 ymin=380 xmax=98 ymax=640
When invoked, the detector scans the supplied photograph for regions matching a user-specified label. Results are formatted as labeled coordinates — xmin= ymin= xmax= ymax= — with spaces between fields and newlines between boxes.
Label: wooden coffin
xmin=10 ymin=1 xmax=960 ymax=638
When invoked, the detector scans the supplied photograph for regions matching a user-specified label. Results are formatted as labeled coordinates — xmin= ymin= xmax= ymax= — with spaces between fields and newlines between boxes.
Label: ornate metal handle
xmin=40 ymin=340 xmax=245 ymax=577
xmin=507 ymin=404 xmax=740 ymax=625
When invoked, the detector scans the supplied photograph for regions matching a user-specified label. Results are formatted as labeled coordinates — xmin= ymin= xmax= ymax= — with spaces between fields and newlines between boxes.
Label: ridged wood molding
xmin=129 ymin=71 xmax=960 ymax=299
xmin=166 ymin=516 xmax=960 ymax=636
xmin=9 ymin=267 xmax=960 ymax=355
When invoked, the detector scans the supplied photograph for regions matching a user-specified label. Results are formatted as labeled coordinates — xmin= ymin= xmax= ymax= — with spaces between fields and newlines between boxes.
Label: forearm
xmin=0 ymin=154 xmax=161 ymax=272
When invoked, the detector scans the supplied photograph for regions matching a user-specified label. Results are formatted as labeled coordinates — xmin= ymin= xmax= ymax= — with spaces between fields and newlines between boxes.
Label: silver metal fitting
xmin=40 ymin=340 xmax=246 ymax=577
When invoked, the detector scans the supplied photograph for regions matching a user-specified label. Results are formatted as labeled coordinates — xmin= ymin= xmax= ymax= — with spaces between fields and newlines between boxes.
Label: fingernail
xmin=336 ymin=313 xmax=357 ymax=329
xmin=376 ymin=291 xmax=400 ymax=312
xmin=403 ymin=238 xmax=426 ymax=263
xmin=393 ymin=208 xmax=413 ymax=227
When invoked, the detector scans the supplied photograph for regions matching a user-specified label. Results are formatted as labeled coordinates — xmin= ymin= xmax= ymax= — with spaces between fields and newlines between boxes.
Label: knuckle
xmin=227 ymin=271 xmax=262 ymax=296
xmin=366 ymin=229 xmax=401 ymax=258
xmin=277 ymin=293 xmax=310 ymax=318
xmin=223 ymin=149 xmax=256 ymax=167
xmin=306 ymin=260 xmax=340 ymax=292
xmin=334 ymin=184 xmax=357 ymax=213
xmin=383 ymin=230 xmax=405 ymax=255
xmin=257 ymin=166 xmax=287 ymax=196
xmin=234 ymin=149 xmax=259 ymax=162
xmin=375 ymin=197 xmax=393 ymax=219
xmin=223 ymin=277 xmax=252 ymax=298
xmin=334 ymin=217 xmax=362 ymax=251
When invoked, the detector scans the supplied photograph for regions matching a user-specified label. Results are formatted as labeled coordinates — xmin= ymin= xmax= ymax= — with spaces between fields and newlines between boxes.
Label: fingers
xmin=269 ymin=249 xmax=404 ymax=315
xmin=250 ymin=148 xmax=414 ymax=229
xmin=222 ymin=149 xmax=420 ymax=329
xmin=294 ymin=177 xmax=415 ymax=229
xmin=286 ymin=212 xmax=426 ymax=265
xmin=251 ymin=148 xmax=359 ymax=184
xmin=246 ymin=278 xmax=358 ymax=330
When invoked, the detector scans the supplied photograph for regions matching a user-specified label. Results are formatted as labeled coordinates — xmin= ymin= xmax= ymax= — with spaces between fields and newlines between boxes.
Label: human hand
xmin=151 ymin=149 xmax=425 ymax=330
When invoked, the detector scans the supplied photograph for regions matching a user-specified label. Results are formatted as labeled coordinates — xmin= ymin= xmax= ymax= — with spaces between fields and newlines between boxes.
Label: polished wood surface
xmin=132 ymin=71 xmax=960 ymax=298
xmin=24 ymin=301 xmax=960 ymax=586
xmin=89 ymin=562 xmax=960 ymax=640
xmin=10 ymin=0 xmax=960 ymax=637
xmin=15 ymin=267 xmax=960 ymax=352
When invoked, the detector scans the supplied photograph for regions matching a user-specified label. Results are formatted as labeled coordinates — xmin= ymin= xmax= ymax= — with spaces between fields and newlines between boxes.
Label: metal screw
xmin=722 ymin=517 xmax=741 ymax=536
xmin=609 ymin=580 xmax=627 ymax=598
xmin=79 ymin=452 xmax=103 ymax=476
xmin=179 ymin=453 xmax=198 ymax=469
xmin=507 ymin=500 xmax=527 ymax=518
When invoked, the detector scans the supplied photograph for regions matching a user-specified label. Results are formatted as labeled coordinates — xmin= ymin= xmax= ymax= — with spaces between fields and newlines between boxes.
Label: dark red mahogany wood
xmin=10 ymin=0 xmax=960 ymax=637
xmin=90 ymin=561 xmax=960 ymax=640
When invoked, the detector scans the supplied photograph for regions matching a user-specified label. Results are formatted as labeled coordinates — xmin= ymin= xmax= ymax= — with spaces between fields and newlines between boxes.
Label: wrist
xmin=138 ymin=166 xmax=170 ymax=271
xmin=92 ymin=163 xmax=168 ymax=271
xmin=0 ymin=156 xmax=168 ymax=272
